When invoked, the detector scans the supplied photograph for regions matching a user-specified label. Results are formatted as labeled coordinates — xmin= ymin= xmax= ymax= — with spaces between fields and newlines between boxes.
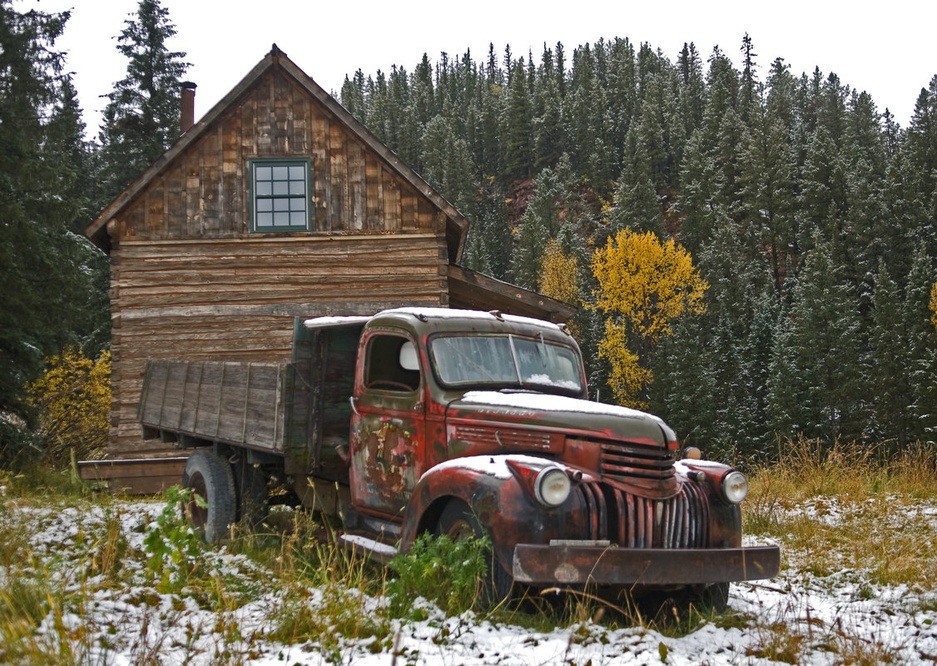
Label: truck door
xmin=349 ymin=331 xmax=426 ymax=518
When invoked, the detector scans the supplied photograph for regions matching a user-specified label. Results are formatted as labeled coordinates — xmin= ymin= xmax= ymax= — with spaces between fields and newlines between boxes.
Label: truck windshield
xmin=429 ymin=334 xmax=583 ymax=394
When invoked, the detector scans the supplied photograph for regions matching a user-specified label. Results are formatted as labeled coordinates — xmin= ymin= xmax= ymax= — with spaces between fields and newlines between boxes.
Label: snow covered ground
xmin=6 ymin=495 xmax=937 ymax=665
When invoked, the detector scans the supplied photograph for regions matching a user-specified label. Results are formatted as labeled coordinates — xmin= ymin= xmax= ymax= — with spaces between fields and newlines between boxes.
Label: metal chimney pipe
xmin=180 ymin=81 xmax=197 ymax=134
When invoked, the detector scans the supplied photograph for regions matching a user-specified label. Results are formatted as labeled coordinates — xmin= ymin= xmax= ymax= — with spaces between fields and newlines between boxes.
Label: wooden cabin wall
xmin=110 ymin=234 xmax=449 ymax=456
xmin=105 ymin=67 xmax=452 ymax=458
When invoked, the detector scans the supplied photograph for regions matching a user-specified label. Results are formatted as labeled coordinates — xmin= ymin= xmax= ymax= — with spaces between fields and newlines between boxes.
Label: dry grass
xmin=746 ymin=437 xmax=937 ymax=587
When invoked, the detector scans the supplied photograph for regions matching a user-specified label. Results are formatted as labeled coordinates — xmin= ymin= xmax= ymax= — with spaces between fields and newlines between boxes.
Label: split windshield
xmin=429 ymin=334 xmax=583 ymax=394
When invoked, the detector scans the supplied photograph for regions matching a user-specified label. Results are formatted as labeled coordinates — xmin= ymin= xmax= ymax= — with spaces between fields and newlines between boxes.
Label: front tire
xmin=182 ymin=449 xmax=236 ymax=543
xmin=436 ymin=500 xmax=512 ymax=607
xmin=698 ymin=582 xmax=730 ymax=613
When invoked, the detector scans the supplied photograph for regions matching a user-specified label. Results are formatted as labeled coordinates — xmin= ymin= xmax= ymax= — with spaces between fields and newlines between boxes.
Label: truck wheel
xmin=436 ymin=500 xmax=512 ymax=607
xmin=700 ymin=582 xmax=730 ymax=612
xmin=182 ymin=449 xmax=236 ymax=543
xmin=687 ymin=581 xmax=729 ymax=613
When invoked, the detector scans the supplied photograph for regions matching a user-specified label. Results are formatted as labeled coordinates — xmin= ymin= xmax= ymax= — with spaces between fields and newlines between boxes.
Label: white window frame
xmin=249 ymin=158 xmax=313 ymax=232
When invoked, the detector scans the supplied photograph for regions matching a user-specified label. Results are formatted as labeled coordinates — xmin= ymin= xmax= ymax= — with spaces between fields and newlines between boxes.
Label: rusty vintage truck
xmin=139 ymin=307 xmax=779 ymax=605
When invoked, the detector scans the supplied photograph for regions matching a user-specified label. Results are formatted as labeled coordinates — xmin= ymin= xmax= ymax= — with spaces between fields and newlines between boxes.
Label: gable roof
xmin=84 ymin=45 xmax=468 ymax=261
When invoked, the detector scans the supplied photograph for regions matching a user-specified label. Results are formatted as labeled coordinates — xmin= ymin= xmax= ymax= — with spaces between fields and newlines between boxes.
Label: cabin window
xmin=249 ymin=158 xmax=312 ymax=232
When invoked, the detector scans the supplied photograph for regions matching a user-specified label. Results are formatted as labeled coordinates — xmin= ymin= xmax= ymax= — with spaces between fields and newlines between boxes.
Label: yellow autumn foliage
xmin=539 ymin=240 xmax=582 ymax=338
xmin=26 ymin=347 xmax=111 ymax=464
xmin=592 ymin=229 xmax=708 ymax=407
xmin=598 ymin=320 xmax=653 ymax=410
xmin=930 ymin=282 xmax=937 ymax=332
xmin=539 ymin=239 xmax=580 ymax=305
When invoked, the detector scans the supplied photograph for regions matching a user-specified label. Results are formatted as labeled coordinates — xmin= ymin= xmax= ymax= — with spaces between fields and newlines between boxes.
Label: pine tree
xmin=781 ymin=237 xmax=865 ymax=441
xmin=905 ymin=246 xmax=937 ymax=442
xmin=677 ymin=42 xmax=705 ymax=138
xmin=606 ymin=38 xmax=638 ymax=163
xmin=867 ymin=261 xmax=914 ymax=446
xmin=532 ymin=44 xmax=564 ymax=171
xmin=765 ymin=297 xmax=802 ymax=439
xmin=738 ymin=33 xmax=760 ymax=124
xmin=676 ymin=130 xmax=720 ymax=255
xmin=511 ymin=166 xmax=561 ymax=289
xmin=411 ymin=53 xmax=436 ymax=128
xmin=906 ymin=76 xmax=937 ymax=230
xmin=737 ymin=109 xmax=797 ymax=297
xmin=0 ymin=2 xmax=101 ymax=452
xmin=340 ymin=69 xmax=367 ymax=122
xmin=501 ymin=58 xmax=533 ymax=182
xmin=98 ymin=0 xmax=189 ymax=202
xmin=608 ymin=126 xmax=660 ymax=235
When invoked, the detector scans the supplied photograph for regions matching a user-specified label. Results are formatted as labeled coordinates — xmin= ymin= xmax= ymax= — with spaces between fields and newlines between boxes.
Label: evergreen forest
xmin=3 ymin=0 xmax=937 ymax=464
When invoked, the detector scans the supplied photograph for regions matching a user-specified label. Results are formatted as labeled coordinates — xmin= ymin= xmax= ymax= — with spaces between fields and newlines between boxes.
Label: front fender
xmin=400 ymin=455 xmax=593 ymax=573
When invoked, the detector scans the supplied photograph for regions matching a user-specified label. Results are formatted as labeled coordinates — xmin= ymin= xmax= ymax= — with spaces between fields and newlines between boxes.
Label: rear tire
xmin=182 ymin=449 xmax=236 ymax=543
xmin=436 ymin=500 xmax=512 ymax=607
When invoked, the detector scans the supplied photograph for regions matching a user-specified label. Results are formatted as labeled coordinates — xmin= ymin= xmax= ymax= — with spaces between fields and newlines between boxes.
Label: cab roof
xmin=304 ymin=307 xmax=575 ymax=343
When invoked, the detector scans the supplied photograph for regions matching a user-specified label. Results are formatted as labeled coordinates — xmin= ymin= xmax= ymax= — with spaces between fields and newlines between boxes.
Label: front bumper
xmin=512 ymin=542 xmax=780 ymax=586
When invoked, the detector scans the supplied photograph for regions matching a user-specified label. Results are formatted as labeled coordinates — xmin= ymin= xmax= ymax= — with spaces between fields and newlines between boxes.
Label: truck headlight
xmin=721 ymin=470 xmax=749 ymax=504
xmin=535 ymin=467 xmax=571 ymax=507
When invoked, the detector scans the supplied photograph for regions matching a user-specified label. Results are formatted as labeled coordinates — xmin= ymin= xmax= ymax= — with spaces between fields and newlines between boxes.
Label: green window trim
xmin=249 ymin=158 xmax=313 ymax=232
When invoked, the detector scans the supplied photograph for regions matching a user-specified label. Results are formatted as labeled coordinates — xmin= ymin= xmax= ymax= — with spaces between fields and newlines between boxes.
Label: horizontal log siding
xmin=108 ymin=233 xmax=449 ymax=457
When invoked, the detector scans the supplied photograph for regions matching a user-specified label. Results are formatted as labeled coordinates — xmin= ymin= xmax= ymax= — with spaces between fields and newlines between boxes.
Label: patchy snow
xmin=340 ymin=533 xmax=398 ymax=558
xmin=461 ymin=390 xmax=662 ymax=423
xmin=387 ymin=306 xmax=563 ymax=328
xmin=422 ymin=454 xmax=564 ymax=481
xmin=303 ymin=315 xmax=371 ymax=329
xmin=3 ymin=495 xmax=937 ymax=665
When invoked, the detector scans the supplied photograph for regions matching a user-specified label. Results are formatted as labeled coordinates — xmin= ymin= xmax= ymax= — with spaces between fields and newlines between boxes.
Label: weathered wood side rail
xmin=139 ymin=359 xmax=286 ymax=453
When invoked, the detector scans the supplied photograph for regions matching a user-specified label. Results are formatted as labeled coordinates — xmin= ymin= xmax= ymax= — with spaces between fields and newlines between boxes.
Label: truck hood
xmin=447 ymin=390 xmax=675 ymax=446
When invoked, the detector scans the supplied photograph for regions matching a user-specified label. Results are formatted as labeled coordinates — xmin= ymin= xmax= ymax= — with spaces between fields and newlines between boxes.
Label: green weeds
xmin=387 ymin=531 xmax=490 ymax=618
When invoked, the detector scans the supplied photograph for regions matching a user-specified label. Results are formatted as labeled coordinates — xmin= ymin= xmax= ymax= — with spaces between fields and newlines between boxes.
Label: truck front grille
xmin=575 ymin=481 xmax=709 ymax=549
xmin=599 ymin=440 xmax=676 ymax=484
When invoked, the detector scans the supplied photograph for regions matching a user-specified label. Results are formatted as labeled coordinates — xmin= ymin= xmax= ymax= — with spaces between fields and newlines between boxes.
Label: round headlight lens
xmin=535 ymin=467 xmax=571 ymax=507
xmin=722 ymin=470 xmax=749 ymax=504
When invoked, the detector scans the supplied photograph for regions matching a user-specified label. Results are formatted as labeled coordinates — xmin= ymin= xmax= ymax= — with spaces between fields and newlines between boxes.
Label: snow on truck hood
xmin=453 ymin=390 xmax=677 ymax=444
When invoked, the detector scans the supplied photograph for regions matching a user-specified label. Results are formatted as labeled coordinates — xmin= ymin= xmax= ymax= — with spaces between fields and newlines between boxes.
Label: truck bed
xmin=139 ymin=359 xmax=287 ymax=453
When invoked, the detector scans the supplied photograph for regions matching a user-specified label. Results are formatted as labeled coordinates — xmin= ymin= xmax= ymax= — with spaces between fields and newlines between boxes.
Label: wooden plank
xmin=365 ymin=154 xmax=381 ymax=231
xmin=329 ymin=121 xmax=346 ymax=231
xmin=348 ymin=138 xmax=365 ymax=231
xmin=141 ymin=359 xmax=285 ymax=452
xmin=78 ymin=457 xmax=188 ymax=495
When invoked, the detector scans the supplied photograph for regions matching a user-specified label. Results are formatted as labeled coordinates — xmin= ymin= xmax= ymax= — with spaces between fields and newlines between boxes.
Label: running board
xmin=339 ymin=534 xmax=399 ymax=565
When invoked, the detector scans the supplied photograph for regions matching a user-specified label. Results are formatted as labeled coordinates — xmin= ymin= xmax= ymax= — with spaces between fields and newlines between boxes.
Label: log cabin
xmin=82 ymin=45 xmax=575 ymax=492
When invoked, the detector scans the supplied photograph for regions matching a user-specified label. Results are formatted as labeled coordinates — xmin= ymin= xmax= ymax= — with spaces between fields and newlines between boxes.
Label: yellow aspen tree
xmin=539 ymin=239 xmax=579 ymax=304
xmin=592 ymin=229 xmax=707 ymax=408
xmin=539 ymin=239 xmax=581 ymax=338
xmin=26 ymin=348 xmax=111 ymax=463
xmin=930 ymin=282 xmax=937 ymax=331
